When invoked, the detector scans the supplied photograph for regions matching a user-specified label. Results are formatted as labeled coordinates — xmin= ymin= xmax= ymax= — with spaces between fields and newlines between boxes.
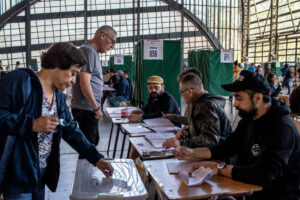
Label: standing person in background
xmin=5 ymin=66 xmax=10 ymax=72
xmin=267 ymin=73 xmax=282 ymax=97
xmin=255 ymin=65 xmax=263 ymax=75
xmin=248 ymin=63 xmax=255 ymax=72
xmin=0 ymin=42 xmax=113 ymax=200
xmin=282 ymin=63 xmax=292 ymax=95
xmin=71 ymin=25 xmax=117 ymax=151
xmin=233 ymin=61 xmax=241 ymax=81
xmin=15 ymin=61 xmax=21 ymax=70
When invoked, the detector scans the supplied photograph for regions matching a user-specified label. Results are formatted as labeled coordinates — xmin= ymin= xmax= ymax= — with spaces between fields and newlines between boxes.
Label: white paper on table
xmin=150 ymin=126 xmax=181 ymax=133
xmin=179 ymin=166 xmax=213 ymax=186
xmin=145 ymin=132 xmax=175 ymax=140
xmin=143 ymin=118 xmax=174 ymax=127
xmin=166 ymin=161 xmax=198 ymax=174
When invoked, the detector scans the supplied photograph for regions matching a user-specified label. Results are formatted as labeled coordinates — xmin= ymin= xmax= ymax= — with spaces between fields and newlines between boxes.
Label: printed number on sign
xmin=149 ymin=50 xmax=158 ymax=58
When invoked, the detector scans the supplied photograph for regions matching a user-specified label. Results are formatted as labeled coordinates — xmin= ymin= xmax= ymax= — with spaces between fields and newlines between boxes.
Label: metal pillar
xmin=241 ymin=0 xmax=250 ymax=61
xmin=268 ymin=0 xmax=279 ymax=62
xmin=25 ymin=0 xmax=31 ymax=67
xmin=84 ymin=0 xmax=87 ymax=41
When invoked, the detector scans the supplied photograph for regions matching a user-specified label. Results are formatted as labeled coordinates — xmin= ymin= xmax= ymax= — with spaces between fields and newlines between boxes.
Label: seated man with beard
xmin=173 ymin=70 xmax=300 ymax=200
xmin=128 ymin=75 xmax=180 ymax=122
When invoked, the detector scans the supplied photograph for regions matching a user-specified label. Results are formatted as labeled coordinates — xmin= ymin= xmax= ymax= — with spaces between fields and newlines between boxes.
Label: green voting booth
xmin=109 ymin=55 xmax=134 ymax=83
xmin=264 ymin=62 xmax=283 ymax=77
xmin=188 ymin=50 xmax=233 ymax=96
xmin=133 ymin=40 xmax=181 ymax=106
xmin=101 ymin=60 xmax=110 ymax=72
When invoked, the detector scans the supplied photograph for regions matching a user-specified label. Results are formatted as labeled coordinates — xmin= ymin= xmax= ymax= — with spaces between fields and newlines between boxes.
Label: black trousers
xmin=72 ymin=108 xmax=100 ymax=149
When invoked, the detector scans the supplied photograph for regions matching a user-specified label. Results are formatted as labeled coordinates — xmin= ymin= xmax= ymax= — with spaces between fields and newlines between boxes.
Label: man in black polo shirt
xmin=174 ymin=70 xmax=300 ymax=200
xmin=129 ymin=75 xmax=180 ymax=122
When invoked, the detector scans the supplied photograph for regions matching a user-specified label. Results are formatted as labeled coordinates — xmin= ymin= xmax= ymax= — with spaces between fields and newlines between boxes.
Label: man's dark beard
xmin=237 ymin=108 xmax=257 ymax=119
xmin=150 ymin=92 xmax=162 ymax=100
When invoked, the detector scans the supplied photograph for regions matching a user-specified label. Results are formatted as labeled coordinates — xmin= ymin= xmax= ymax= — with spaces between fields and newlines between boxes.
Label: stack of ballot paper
xmin=144 ymin=132 xmax=175 ymax=148
xmin=179 ymin=166 xmax=213 ymax=186
xmin=143 ymin=118 xmax=180 ymax=133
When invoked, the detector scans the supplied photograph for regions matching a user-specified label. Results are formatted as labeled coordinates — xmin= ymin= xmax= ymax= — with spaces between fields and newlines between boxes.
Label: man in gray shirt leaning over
xmin=71 ymin=25 xmax=117 ymax=156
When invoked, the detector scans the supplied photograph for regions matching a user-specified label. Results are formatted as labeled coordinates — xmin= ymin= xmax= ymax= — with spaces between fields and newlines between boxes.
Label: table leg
xmin=107 ymin=123 xmax=114 ymax=156
xmin=127 ymin=142 xmax=131 ymax=158
xmin=113 ymin=124 xmax=121 ymax=158
xmin=120 ymin=130 xmax=127 ymax=158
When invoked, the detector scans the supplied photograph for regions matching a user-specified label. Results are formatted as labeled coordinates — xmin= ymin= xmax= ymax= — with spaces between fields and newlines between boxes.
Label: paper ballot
xmin=179 ymin=166 xmax=213 ymax=186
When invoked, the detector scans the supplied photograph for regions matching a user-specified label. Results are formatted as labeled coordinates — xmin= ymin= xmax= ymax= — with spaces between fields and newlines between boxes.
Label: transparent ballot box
xmin=70 ymin=159 xmax=148 ymax=200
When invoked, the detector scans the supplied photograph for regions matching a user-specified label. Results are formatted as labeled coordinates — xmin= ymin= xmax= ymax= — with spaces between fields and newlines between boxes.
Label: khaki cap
xmin=147 ymin=76 xmax=163 ymax=84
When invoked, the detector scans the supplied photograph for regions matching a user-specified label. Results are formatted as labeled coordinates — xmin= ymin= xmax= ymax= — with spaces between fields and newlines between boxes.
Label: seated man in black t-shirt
xmin=128 ymin=75 xmax=180 ymax=122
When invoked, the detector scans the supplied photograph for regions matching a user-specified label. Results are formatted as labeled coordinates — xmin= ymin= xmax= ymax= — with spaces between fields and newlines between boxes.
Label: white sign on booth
xmin=101 ymin=60 xmax=108 ymax=67
xmin=221 ymin=49 xmax=234 ymax=63
xmin=143 ymin=40 xmax=164 ymax=60
xmin=114 ymin=55 xmax=124 ymax=65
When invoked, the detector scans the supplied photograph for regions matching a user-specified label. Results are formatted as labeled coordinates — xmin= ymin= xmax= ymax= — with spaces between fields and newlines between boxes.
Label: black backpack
xmin=286 ymin=70 xmax=292 ymax=79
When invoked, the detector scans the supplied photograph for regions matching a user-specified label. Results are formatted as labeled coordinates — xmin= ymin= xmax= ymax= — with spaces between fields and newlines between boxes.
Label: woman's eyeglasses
xmin=56 ymin=109 xmax=70 ymax=127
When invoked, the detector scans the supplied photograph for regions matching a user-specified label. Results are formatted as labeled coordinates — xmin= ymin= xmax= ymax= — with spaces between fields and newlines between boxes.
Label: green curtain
xmin=102 ymin=66 xmax=109 ymax=72
xmin=134 ymin=40 xmax=181 ymax=106
xmin=188 ymin=50 xmax=209 ymax=89
xmin=133 ymin=42 xmax=144 ymax=105
xmin=208 ymin=51 xmax=232 ymax=96
xmin=188 ymin=50 xmax=233 ymax=96
xmin=264 ymin=62 xmax=283 ymax=77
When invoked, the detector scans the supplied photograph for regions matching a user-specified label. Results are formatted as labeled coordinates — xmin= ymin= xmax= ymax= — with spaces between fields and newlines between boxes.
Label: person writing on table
xmin=163 ymin=70 xmax=232 ymax=149
xmin=173 ymin=70 xmax=300 ymax=200
xmin=0 ymin=42 xmax=113 ymax=200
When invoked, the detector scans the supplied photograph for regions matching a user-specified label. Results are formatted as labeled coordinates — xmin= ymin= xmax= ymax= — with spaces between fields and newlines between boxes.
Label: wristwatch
xmin=217 ymin=162 xmax=226 ymax=175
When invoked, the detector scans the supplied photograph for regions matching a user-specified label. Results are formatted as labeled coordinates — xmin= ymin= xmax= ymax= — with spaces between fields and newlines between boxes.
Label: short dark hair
xmin=178 ymin=67 xmax=202 ymax=82
xmin=245 ymin=90 xmax=271 ymax=103
xmin=297 ymin=68 xmax=300 ymax=73
xmin=41 ymin=42 xmax=86 ymax=70
xmin=16 ymin=61 xmax=20 ymax=65
xmin=109 ymin=68 xmax=114 ymax=73
xmin=124 ymin=70 xmax=129 ymax=74
xmin=179 ymin=72 xmax=204 ymax=90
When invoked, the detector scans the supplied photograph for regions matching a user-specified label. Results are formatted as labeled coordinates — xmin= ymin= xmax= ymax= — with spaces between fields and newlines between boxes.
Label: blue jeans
xmin=108 ymin=96 xmax=128 ymax=107
xmin=283 ymin=78 xmax=290 ymax=94
xmin=3 ymin=168 xmax=45 ymax=200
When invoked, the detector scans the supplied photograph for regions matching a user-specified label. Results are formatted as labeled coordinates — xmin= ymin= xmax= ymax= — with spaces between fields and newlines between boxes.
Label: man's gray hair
xmin=179 ymin=72 xmax=204 ymax=90
xmin=94 ymin=25 xmax=117 ymax=37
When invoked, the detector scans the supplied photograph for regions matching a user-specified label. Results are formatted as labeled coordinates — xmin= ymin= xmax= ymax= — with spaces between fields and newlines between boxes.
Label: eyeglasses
xmin=56 ymin=109 xmax=71 ymax=127
xmin=105 ymin=33 xmax=116 ymax=46
xmin=179 ymin=88 xmax=194 ymax=95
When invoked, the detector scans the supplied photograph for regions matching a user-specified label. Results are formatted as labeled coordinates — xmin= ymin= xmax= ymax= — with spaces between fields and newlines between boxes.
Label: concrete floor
xmin=45 ymin=97 xmax=238 ymax=200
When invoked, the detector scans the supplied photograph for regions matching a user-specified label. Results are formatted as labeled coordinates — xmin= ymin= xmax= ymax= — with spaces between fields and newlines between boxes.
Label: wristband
xmin=93 ymin=106 xmax=100 ymax=112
